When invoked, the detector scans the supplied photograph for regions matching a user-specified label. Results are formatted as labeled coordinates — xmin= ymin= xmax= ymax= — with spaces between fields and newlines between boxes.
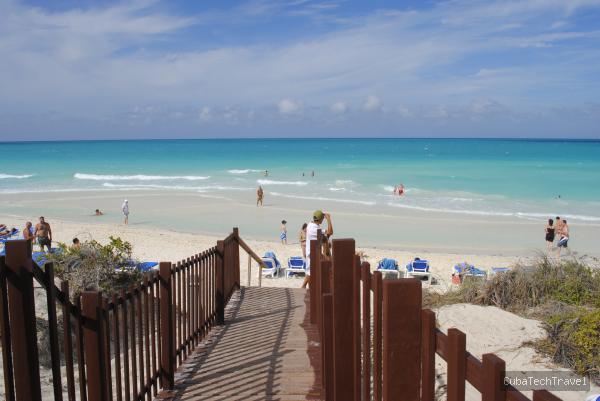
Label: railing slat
xmin=159 ymin=262 xmax=174 ymax=389
xmin=482 ymin=353 xmax=506 ymax=401
xmin=121 ymin=289 xmax=131 ymax=401
xmin=61 ymin=281 xmax=76 ymax=401
xmin=0 ymin=256 xmax=16 ymax=401
xmin=45 ymin=263 xmax=64 ymax=401
xmin=421 ymin=309 xmax=436 ymax=401
xmin=81 ymin=291 xmax=108 ymax=401
xmin=112 ymin=294 xmax=123 ymax=401
xmin=447 ymin=328 xmax=467 ymax=401
xmin=361 ymin=262 xmax=371 ymax=401
xmin=372 ymin=271 xmax=383 ymax=401
xmin=382 ymin=279 xmax=422 ymax=401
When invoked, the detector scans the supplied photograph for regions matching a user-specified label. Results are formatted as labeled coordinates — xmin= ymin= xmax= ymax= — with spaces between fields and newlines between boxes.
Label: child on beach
xmin=280 ymin=220 xmax=287 ymax=245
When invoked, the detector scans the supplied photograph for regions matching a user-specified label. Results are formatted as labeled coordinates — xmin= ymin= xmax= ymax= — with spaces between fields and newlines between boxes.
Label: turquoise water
xmin=1 ymin=139 xmax=600 ymax=222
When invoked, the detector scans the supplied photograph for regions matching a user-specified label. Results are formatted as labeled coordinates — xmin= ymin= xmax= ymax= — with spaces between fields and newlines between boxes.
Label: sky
xmin=1 ymin=0 xmax=600 ymax=140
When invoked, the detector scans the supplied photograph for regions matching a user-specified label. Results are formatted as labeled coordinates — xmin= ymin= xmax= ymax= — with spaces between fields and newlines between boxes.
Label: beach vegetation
xmin=48 ymin=236 xmax=143 ymax=299
xmin=423 ymin=256 xmax=600 ymax=384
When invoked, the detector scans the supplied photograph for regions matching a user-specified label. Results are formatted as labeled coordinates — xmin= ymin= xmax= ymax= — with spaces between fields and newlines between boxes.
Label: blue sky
xmin=1 ymin=0 xmax=600 ymax=140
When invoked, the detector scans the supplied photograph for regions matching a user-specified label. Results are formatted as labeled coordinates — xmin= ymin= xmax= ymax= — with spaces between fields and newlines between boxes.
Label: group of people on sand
xmin=545 ymin=216 xmax=570 ymax=257
xmin=3 ymin=216 xmax=54 ymax=252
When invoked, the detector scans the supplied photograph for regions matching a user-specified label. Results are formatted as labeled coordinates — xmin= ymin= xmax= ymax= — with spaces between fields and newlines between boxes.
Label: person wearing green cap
xmin=301 ymin=210 xmax=333 ymax=289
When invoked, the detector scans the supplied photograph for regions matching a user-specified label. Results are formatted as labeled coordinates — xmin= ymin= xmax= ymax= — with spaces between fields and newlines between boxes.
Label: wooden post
xmin=331 ymin=239 xmax=356 ymax=401
xmin=382 ymin=279 xmax=422 ymax=401
xmin=216 ymin=240 xmax=225 ymax=324
xmin=372 ymin=271 xmax=383 ymax=401
xmin=81 ymin=291 xmax=108 ymax=401
xmin=482 ymin=353 xmax=506 ymax=401
xmin=447 ymin=328 xmax=467 ymax=401
xmin=361 ymin=262 xmax=371 ymax=401
xmin=159 ymin=262 xmax=175 ymax=390
xmin=320 ymin=260 xmax=331 ymax=391
xmin=353 ymin=255 xmax=361 ymax=401
xmin=421 ymin=309 xmax=437 ymax=401
xmin=61 ymin=281 xmax=76 ymax=401
xmin=0 ymin=256 xmax=16 ymax=401
xmin=233 ymin=227 xmax=240 ymax=288
xmin=4 ymin=240 xmax=42 ymax=401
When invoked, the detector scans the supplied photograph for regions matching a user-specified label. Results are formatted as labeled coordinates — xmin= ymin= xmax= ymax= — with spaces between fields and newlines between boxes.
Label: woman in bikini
xmin=545 ymin=218 xmax=555 ymax=251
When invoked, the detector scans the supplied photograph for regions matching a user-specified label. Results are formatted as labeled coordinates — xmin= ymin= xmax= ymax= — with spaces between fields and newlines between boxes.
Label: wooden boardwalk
xmin=158 ymin=286 xmax=322 ymax=401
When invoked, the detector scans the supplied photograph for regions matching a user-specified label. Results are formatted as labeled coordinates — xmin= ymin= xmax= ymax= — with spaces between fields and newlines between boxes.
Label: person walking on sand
xmin=554 ymin=216 xmax=563 ymax=246
xmin=122 ymin=200 xmax=129 ymax=224
xmin=545 ymin=218 xmax=555 ymax=251
xmin=280 ymin=220 xmax=287 ymax=245
xmin=299 ymin=223 xmax=307 ymax=258
xmin=34 ymin=216 xmax=52 ymax=252
xmin=23 ymin=221 xmax=34 ymax=253
xmin=256 ymin=186 xmax=264 ymax=206
xmin=557 ymin=219 xmax=570 ymax=258
xmin=302 ymin=210 xmax=333 ymax=289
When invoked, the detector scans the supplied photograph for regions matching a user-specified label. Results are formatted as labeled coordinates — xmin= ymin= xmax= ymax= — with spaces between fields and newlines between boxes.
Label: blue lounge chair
xmin=263 ymin=252 xmax=281 ymax=270
xmin=286 ymin=256 xmax=306 ymax=278
xmin=32 ymin=248 xmax=61 ymax=266
xmin=0 ymin=228 xmax=19 ymax=243
xmin=136 ymin=262 xmax=158 ymax=272
xmin=376 ymin=258 xmax=400 ymax=278
xmin=453 ymin=262 xmax=487 ymax=282
xmin=261 ymin=257 xmax=279 ymax=278
xmin=405 ymin=258 xmax=431 ymax=281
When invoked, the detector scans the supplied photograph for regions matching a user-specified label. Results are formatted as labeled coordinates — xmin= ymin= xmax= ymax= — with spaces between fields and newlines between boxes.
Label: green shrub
xmin=48 ymin=236 xmax=143 ymax=299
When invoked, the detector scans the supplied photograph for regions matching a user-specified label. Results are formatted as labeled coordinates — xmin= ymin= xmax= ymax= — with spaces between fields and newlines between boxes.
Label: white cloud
xmin=330 ymin=101 xmax=347 ymax=114
xmin=199 ymin=107 xmax=211 ymax=121
xmin=363 ymin=95 xmax=382 ymax=111
xmin=278 ymin=99 xmax=302 ymax=114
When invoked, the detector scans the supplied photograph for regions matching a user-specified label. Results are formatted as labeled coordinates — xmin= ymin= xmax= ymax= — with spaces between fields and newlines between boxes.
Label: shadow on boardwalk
xmin=159 ymin=286 xmax=322 ymax=401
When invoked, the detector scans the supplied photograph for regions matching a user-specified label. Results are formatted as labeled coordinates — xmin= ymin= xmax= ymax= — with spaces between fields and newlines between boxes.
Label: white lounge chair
xmin=286 ymin=256 xmax=306 ymax=278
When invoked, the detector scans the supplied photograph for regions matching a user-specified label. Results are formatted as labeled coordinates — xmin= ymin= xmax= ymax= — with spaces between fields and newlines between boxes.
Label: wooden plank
xmin=361 ymin=262 xmax=371 ymax=401
xmin=45 ymin=263 xmax=63 ymax=401
xmin=532 ymin=390 xmax=561 ymax=401
xmin=372 ymin=271 xmax=383 ymax=401
xmin=112 ymin=294 xmax=123 ymax=401
xmin=382 ymin=279 xmax=422 ymax=401
xmin=421 ymin=309 xmax=437 ymax=401
xmin=331 ymin=239 xmax=356 ymax=401
xmin=482 ymin=353 xmax=506 ymax=401
xmin=120 ymin=289 xmax=131 ymax=401
xmin=81 ymin=291 xmax=108 ymax=401
xmin=4 ymin=240 xmax=42 ymax=401
xmin=216 ymin=241 xmax=225 ymax=324
xmin=159 ymin=262 xmax=175 ymax=390
xmin=0 ymin=256 xmax=16 ymax=401
xmin=447 ymin=328 xmax=467 ymax=401
xmin=62 ymin=281 xmax=76 ymax=401
xmin=323 ymin=293 xmax=334 ymax=401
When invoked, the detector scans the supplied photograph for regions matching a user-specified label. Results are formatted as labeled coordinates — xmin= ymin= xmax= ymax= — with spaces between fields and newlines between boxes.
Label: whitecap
xmin=74 ymin=173 xmax=210 ymax=181
xmin=0 ymin=173 xmax=33 ymax=179
xmin=257 ymin=179 xmax=308 ymax=186
xmin=228 ymin=169 xmax=262 ymax=174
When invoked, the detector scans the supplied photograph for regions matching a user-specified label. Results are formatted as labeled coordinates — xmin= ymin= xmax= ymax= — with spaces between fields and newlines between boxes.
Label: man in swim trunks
xmin=256 ymin=186 xmax=264 ymax=207
xmin=34 ymin=216 xmax=52 ymax=252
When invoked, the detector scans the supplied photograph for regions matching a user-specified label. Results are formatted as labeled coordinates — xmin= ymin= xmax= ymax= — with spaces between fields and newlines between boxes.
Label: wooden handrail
xmin=234 ymin=234 xmax=268 ymax=286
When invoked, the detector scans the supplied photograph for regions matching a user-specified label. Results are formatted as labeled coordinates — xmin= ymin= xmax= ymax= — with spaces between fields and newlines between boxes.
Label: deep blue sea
xmin=1 ymin=139 xmax=600 ymax=222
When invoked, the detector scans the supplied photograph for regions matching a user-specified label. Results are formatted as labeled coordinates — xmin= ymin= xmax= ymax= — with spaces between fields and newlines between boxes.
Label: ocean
xmin=1 ymin=139 xmax=599 ymax=223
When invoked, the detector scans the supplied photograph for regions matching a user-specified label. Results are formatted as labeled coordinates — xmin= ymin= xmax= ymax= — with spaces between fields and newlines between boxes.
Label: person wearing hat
xmin=301 ymin=210 xmax=333 ymax=289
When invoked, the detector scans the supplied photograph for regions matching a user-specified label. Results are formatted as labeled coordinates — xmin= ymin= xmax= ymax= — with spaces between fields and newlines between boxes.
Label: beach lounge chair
xmin=136 ymin=262 xmax=159 ymax=272
xmin=405 ymin=258 xmax=431 ymax=281
xmin=261 ymin=257 xmax=279 ymax=278
xmin=0 ymin=228 xmax=19 ymax=243
xmin=286 ymin=256 xmax=306 ymax=278
xmin=376 ymin=258 xmax=400 ymax=278
xmin=452 ymin=262 xmax=487 ymax=284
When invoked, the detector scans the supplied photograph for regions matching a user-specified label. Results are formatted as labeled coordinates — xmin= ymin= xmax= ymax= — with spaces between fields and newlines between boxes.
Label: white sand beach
xmin=1 ymin=213 xmax=598 ymax=400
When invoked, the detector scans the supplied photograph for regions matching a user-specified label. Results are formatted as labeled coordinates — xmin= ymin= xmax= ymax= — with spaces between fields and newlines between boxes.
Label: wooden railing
xmin=309 ymin=233 xmax=564 ymax=401
xmin=0 ymin=228 xmax=242 ymax=401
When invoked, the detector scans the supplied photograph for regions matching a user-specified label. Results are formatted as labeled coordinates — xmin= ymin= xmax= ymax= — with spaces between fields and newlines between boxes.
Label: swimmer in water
xmin=393 ymin=184 xmax=405 ymax=196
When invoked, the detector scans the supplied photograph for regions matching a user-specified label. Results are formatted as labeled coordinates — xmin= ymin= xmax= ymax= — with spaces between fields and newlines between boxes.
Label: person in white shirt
xmin=301 ymin=210 xmax=333 ymax=289
xmin=122 ymin=200 xmax=129 ymax=225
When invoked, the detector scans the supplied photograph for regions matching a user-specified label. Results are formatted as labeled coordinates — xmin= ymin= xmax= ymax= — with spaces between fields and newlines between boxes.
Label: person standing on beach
xmin=122 ymin=200 xmax=129 ymax=224
xmin=299 ymin=223 xmax=307 ymax=258
xmin=302 ymin=210 xmax=333 ymax=289
xmin=557 ymin=219 xmax=570 ymax=258
xmin=23 ymin=221 xmax=34 ymax=253
xmin=545 ymin=218 xmax=555 ymax=251
xmin=280 ymin=220 xmax=287 ymax=245
xmin=34 ymin=216 xmax=52 ymax=252
xmin=256 ymin=186 xmax=264 ymax=206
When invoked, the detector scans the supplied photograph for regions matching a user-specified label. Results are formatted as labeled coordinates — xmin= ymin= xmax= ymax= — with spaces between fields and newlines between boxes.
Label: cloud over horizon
xmin=1 ymin=0 xmax=600 ymax=140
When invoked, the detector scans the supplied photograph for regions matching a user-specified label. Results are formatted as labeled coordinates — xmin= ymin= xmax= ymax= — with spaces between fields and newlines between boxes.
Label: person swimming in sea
xmin=393 ymin=184 xmax=405 ymax=196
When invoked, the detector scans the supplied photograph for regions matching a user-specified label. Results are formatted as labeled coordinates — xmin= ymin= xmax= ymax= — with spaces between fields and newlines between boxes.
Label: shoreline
xmin=2 ymin=189 xmax=600 ymax=258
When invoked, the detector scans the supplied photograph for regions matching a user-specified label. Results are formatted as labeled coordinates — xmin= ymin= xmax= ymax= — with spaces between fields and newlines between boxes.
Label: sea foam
xmin=0 ymin=173 xmax=33 ymax=179
xmin=75 ymin=173 xmax=209 ymax=181
xmin=257 ymin=179 xmax=308 ymax=186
